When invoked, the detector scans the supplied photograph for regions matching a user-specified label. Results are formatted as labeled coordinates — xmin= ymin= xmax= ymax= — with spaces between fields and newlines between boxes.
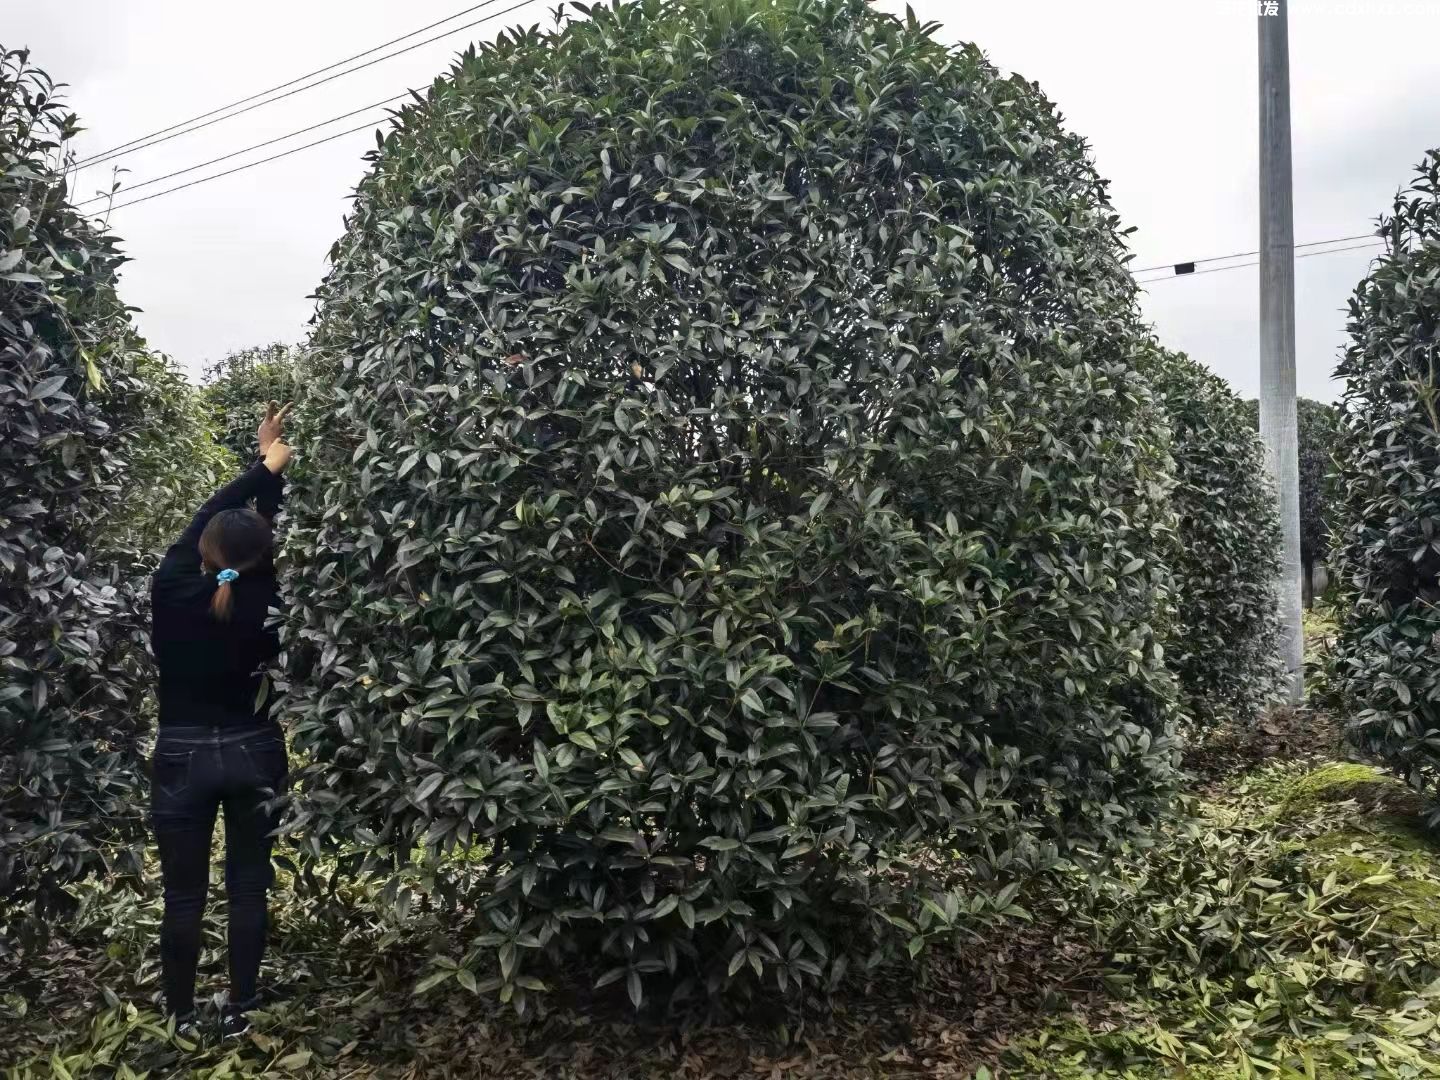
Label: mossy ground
xmin=6 ymin=744 xmax=1440 ymax=1078
xmin=1268 ymin=760 xmax=1427 ymax=819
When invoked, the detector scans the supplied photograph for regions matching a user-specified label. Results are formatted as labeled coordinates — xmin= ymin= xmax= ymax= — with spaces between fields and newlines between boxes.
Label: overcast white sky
xmin=9 ymin=0 xmax=1438 ymax=399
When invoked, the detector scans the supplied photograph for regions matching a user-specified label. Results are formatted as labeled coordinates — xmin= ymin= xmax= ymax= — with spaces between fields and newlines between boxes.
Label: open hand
xmin=258 ymin=401 xmax=293 ymax=454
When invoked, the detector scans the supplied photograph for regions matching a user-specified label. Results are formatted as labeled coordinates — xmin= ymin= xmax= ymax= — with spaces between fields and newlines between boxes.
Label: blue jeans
xmin=149 ymin=723 xmax=287 ymax=1015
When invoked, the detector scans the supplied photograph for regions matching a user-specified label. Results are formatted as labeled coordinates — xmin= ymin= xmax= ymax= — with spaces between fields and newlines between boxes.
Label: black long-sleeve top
xmin=151 ymin=462 xmax=285 ymax=729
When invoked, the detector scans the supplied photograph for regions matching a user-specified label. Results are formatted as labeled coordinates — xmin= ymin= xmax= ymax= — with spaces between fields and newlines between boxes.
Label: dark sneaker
xmin=173 ymin=1012 xmax=200 ymax=1042
xmin=219 ymin=1006 xmax=251 ymax=1041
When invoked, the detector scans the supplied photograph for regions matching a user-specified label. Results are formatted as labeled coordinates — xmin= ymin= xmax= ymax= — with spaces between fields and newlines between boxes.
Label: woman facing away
xmin=149 ymin=402 xmax=293 ymax=1040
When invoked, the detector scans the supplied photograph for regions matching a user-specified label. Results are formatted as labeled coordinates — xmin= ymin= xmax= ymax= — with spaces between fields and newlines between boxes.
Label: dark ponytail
xmin=198 ymin=509 xmax=273 ymax=621
xmin=211 ymin=575 xmax=237 ymax=620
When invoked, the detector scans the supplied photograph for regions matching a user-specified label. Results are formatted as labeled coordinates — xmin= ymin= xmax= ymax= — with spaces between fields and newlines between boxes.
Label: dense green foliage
xmin=10 ymin=758 xmax=1440 ymax=1077
xmin=1148 ymin=350 xmax=1282 ymax=730
xmin=114 ymin=350 xmax=235 ymax=555
xmin=1296 ymin=399 xmax=1341 ymax=586
xmin=0 ymin=15 xmax=1424 ymax=1074
xmin=1331 ymin=151 xmax=1440 ymax=811
xmin=1243 ymin=396 xmax=1340 ymax=599
xmin=202 ymin=342 xmax=299 ymax=460
xmin=281 ymin=0 xmax=1181 ymax=1009
xmin=0 ymin=48 xmax=226 ymax=945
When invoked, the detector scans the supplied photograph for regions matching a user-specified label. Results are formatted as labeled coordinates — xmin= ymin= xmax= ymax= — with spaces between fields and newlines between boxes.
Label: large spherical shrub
xmin=0 ymin=48 xmax=226 ymax=943
xmin=281 ymin=0 xmax=1180 ymax=1007
xmin=1331 ymin=151 xmax=1440 ymax=806
xmin=1145 ymin=348 xmax=1283 ymax=731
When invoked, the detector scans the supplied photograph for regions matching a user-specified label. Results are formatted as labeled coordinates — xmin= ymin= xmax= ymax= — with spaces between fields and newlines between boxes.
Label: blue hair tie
xmin=216 ymin=568 xmax=240 ymax=586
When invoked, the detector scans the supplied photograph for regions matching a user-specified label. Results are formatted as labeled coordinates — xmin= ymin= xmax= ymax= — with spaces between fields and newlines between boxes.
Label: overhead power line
xmin=76 ymin=93 xmax=409 ymax=207
xmin=1130 ymin=231 xmax=1384 ymax=277
xmin=1134 ymin=238 xmax=1387 ymax=284
xmin=1295 ymin=240 xmax=1385 ymax=260
xmin=100 ymin=120 xmax=389 ymax=213
xmin=71 ymin=0 xmax=535 ymax=173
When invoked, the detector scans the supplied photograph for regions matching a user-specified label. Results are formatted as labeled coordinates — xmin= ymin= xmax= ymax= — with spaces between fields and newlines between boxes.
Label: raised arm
xmin=154 ymin=457 xmax=286 ymax=579
xmin=252 ymin=399 xmax=291 ymax=522
xmin=154 ymin=402 xmax=293 ymax=581
xmin=252 ymin=466 xmax=285 ymax=523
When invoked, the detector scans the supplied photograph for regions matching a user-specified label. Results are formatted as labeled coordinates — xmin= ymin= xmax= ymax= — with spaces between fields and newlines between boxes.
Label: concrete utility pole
xmin=1258 ymin=0 xmax=1304 ymax=703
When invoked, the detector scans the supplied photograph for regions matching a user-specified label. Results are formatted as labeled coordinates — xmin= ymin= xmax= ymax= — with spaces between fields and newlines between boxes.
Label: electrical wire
xmin=71 ymin=0 xmax=537 ymax=173
xmin=99 ymin=120 xmax=388 ymax=213
xmin=70 ymin=0 xmax=513 ymax=169
xmin=1295 ymin=239 xmax=1386 ymax=260
xmin=76 ymin=93 xmax=410 ymax=207
xmin=1134 ymin=238 xmax=1387 ymax=284
xmin=1130 ymin=231 xmax=1384 ymax=277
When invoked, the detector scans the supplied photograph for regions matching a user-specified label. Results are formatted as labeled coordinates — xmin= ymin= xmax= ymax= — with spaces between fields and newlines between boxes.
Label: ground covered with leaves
xmin=6 ymin=710 xmax=1440 ymax=1079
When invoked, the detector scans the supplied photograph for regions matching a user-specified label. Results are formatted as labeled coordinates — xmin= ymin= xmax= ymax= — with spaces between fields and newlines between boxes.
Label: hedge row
xmin=0 ymin=47 xmax=228 ymax=946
